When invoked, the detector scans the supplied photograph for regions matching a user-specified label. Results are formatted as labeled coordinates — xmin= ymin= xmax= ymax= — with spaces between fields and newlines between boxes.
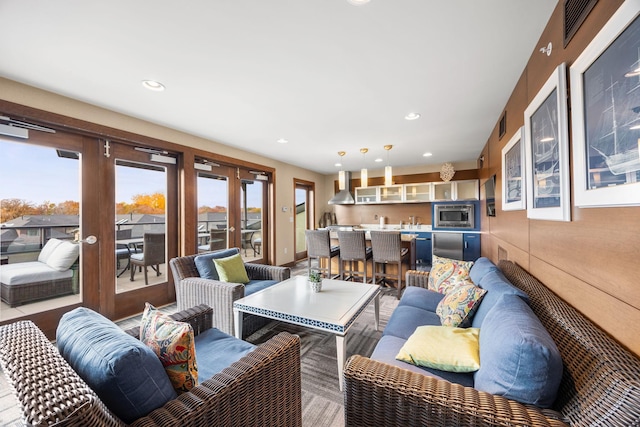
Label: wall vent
xmin=498 ymin=111 xmax=507 ymax=140
xmin=564 ymin=0 xmax=598 ymax=46
xmin=498 ymin=246 xmax=508 ymax=261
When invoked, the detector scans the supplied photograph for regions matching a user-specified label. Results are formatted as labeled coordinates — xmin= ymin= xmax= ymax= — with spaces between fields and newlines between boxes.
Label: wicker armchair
xmin=344 ymin=262 xmax=640 ymax=426
xmin=0 ymin=304 xmax=302 ymax=427
xmin=169 ymin=251 xmax=290 ymax=337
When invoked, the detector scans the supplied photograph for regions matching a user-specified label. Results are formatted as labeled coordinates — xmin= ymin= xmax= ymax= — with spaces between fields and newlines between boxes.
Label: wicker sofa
xmin=343 ymin=260 xmax=640 ymax=426
xmin=170 ymin=248 xmax=290 ymax=337
xmin=0 ymin=304 xmax=302 ymax=427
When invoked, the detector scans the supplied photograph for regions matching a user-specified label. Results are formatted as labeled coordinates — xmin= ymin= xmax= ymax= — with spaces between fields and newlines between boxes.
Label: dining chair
xmin=305 ymin=229 xmax=340 ymax=279
xmin=198 ymin=228 xmax=227 ymax=252
xmin=370 ymin=231 xmax=409 ymax=299
xmin=130 ymin=232 xmax=165 ymax=285
xmin=115 ymin=228 xmax=139 ymax=278
xmin=337 ymin=230 xmax=373 ymax=283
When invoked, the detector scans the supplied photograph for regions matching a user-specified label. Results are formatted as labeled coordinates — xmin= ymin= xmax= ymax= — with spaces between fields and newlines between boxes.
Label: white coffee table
xmin=233 ymin=276 xmax=381 ymax=390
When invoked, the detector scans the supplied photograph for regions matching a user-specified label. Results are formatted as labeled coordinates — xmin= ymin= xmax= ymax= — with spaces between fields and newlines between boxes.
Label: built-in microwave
xmin=433 ymin=203 xmax=475 ymax=229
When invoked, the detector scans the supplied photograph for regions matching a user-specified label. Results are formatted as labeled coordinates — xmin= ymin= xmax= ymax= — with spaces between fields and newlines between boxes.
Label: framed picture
xmin=501 ymin=127 xmax=525 ymax=211
xmin=570 ymin=0 xmax=640 ymax=207
xmin=524 ymin=63 xmax=571 ymax=221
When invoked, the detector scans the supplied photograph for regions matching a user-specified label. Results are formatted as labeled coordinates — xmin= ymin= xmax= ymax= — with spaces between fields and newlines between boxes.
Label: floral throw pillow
xmin=428 ymin=261 xmax=474 ymax=294
xmin=141 ymin=303 xmax=198 ymax=393
xmin=436 ymin=283 xmax=487 ymax=328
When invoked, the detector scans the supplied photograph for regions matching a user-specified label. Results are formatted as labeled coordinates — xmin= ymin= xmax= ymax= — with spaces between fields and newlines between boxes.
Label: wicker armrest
xmin=245 ymin=263 xmax=291 ymax=281
xmin=124 ymin=304 xmax=214 ymax=338
xmin=131 ymin=331 xmax=302 ymax=427
xmin=174 ymin=278 xmax=244 ymax=335
xmin=405 ymin=269 xmax=429 ymax=289
xmin=344 ymin=355 xmax=568 ymax=427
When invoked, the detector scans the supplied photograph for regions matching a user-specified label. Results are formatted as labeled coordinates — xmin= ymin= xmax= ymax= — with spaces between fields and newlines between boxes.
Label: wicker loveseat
xmin=344 ymin=260 xmax=640 ymax=426
xmin=0 ymin=304 xmax=302 ymax=427
xmin=170 ymin=248 xmax=290 ymax=337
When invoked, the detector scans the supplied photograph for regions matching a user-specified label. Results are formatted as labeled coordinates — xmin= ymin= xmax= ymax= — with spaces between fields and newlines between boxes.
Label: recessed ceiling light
xmin=142 ymin=80 xmax=165 ymax=91
xmin=423 ymin=152 xmax=433 ymax=157
xmin=277 ymin=138 xmax=288 ymax=144
xmin=405 ymin=112 xmax=421 ymax=120
xmin=335 ymin=162 xmax=342 ymax=167
xmin=347 ymin=0 xmax=371 ymax=5
xmin=374 ymin=158 xmax=383 ymax=163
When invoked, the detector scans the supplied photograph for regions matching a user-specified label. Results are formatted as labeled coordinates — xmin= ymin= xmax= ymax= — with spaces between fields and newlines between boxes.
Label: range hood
xmin=328 ymin=171 xmax=355 ymax=205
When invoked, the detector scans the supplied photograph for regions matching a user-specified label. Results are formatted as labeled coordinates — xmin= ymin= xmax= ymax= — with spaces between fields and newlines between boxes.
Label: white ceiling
xmin=0 ymin=0 xmax=557 ymax=174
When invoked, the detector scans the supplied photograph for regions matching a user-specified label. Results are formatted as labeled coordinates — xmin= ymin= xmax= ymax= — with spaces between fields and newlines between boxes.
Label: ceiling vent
xmin=564 ymin=0 xmax=598 ymax=46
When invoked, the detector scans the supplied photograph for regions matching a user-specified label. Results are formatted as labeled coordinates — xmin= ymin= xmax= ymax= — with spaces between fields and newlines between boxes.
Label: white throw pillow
xmin=46 ymin=241 xmax=80 ymax=271
xmin=38 ymin=238 xmax=64 ymax=263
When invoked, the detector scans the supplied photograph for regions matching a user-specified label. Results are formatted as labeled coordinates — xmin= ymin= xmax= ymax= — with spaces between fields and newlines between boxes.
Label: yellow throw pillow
xmin=436 ymin=282 xmax=486 ymax=327
xmin=213 ymin=253 xmax=250 ymax=284
xmin=140 ymin=303 xmax=198 ymax=394
xmin=432 ymin=254 xmax=474 ymax=271
xmin=396 ymin=325 xmax=480 ymax=373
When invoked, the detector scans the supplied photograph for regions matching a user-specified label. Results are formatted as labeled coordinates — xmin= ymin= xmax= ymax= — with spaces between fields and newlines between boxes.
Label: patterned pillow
xmin=432 ymin=254 xmax=475 ymax=270
xmin=436 ymin=283 xmax=487 ymax=327
xmin=428 ymin=261 xmax=474 ymax=294
xmin=141 ymin=303 xmax=198 ymax=393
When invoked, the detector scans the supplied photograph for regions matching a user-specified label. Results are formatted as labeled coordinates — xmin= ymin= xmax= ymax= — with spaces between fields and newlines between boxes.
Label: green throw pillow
xmin=213 ymin=253 xmax=250 ymax=284
xmin=396 ymin=325 xmax=480 ymax=373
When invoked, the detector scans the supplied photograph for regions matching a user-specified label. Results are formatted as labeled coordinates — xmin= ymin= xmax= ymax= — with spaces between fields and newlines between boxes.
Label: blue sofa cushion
xmin=56 ymin=307 xmax=177 ymax=424
xmin=371 ymin=335 xmax=474 ymax=387
xmin=471 ymin=270 xmax=529 ymax=328
xmin=194 ymin=248 xmax=241 ymax=281
xmin=474 ymin=294 xmax=563 ymax=408
xmin=469 ymin=257 xmax=499 ymax=284
xmin=399 ymin=286 xmax=445 ymax=312
xmin=245 ymin=279 xmax=278 ymax=296
xmin=382 ymin=305 xmax=441 ymax=340
xmin=194 ymin=327 xmax=256 ymax=381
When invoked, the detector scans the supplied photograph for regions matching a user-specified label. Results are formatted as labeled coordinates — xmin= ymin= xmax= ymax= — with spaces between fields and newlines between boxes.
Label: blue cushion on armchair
xmin=474 ymin=294 xmax=562 ymax=408
xmin=194 ymin=248 xmax=241 ymax=281
xmin=56 ymin=307 xmax=177 ymax=423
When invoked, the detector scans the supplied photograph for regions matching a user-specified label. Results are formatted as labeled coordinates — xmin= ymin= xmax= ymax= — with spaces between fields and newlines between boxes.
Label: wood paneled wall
xmin=481 ymin=0 xmax=640 ymax=356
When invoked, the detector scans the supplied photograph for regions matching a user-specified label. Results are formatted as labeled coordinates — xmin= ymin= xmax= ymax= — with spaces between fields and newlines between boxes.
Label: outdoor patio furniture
xmin=130 ymin=232 xmax=165 ymax=285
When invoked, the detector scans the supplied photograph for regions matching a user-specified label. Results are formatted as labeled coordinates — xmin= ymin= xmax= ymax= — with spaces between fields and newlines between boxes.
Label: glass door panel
xmin=114 ymin=159 xmax=168 ymax=293
xmin=197 ymin=172 xmax=229 ymax=252
xmin=0 ymin=138 xmax=83 ymax=321
xmin=240 ymin=178 xmax=264 ymax=261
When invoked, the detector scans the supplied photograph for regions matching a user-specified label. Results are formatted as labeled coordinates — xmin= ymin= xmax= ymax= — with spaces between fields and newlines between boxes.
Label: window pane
xmin=295 ymin=187 xmax=307 ymax=253
xmin=241 ymin=179 xmax=263 ymax=260
xmin=0 ymin=139 xmax=81 ymax=319
xmin=115 ymin=160 xmax=167 ymax=292
xmin=197 ymin=173 xmax=229 ymax=252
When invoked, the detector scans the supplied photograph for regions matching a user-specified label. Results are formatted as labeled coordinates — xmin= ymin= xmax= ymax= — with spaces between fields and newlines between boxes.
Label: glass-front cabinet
xmin=432 ymin=182 xmax=454 ymax=201
xmin=455 ymin=179 xmax=480 ymax=200
xmin=404 ymin=183 xmax=433 ymax=202
xmin=354 ymin=187 xmax=378 ymax=204
xmin=379 ymin=185 xmax=403 ymax=203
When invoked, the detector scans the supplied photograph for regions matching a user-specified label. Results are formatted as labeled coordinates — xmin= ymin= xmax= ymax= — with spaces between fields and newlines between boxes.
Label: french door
xmin=196 ymin=161 xmax=268 ymax=262
xmin=294 ymin=179 xmax=315 ymax=262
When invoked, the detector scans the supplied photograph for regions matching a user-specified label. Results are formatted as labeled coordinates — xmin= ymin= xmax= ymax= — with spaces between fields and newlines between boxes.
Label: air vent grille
xmin=564 ymin=0 xmax=598 ymax=46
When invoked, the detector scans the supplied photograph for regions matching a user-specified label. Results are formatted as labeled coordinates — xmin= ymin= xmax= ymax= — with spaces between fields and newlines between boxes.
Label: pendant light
xmin=384 ymin=145 xmax=393 ymax=186
xmin=337 ymin=151 xmax=347 ymax=190
xmin=360 ymin=148 xmax=368 ymax=188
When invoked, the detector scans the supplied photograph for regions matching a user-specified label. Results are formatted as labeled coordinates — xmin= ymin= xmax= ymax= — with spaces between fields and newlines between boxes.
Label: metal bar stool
xmin=337 ymin=230 xmax=373 ymax=283
xmin=305 ymin=229 xmax=340 ymax=278
xmin=370 ymin=231 xmax=409 ymax=299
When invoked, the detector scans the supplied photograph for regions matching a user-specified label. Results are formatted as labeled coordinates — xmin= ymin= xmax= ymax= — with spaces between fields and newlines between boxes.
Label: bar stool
xmin=305 ymin=229 xmax=340 ymax=278
xmin=337 ymin=230 xmax=373 ymax=283
xmin=370 ymin=231 xmax=409 ymax=299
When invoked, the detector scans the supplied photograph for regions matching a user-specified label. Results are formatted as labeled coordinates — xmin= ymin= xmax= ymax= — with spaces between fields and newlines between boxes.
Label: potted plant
xmin=308 ymin=269 xmax=323 ymax=292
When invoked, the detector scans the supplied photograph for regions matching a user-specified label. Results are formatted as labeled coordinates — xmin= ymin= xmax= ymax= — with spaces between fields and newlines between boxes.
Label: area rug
xmin=245 ymin=291 xmax=399 ymax=427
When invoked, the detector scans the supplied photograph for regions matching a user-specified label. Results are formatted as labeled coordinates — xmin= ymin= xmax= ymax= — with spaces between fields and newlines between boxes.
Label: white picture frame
xmin=502 ymin=127 xmax=525 ymax=211
xmin=570 ymin=0 xmax=640 ymax=208
xmin=524 ymin=63 xmax=571 ymax=221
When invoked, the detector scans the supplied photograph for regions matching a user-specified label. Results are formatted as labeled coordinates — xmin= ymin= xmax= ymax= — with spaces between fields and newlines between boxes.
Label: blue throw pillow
xmin=57 ymin=307 xmax=177 ymax=423
xmin=469 ymin=257 xmax=499 ymax=284
xmin=474 ymin=294 xmax=563 ymax=408
xmin=194 ymin=248 xmax=240 ymax=280
xmin=471 ymin=270 xmax=529 ymax=328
